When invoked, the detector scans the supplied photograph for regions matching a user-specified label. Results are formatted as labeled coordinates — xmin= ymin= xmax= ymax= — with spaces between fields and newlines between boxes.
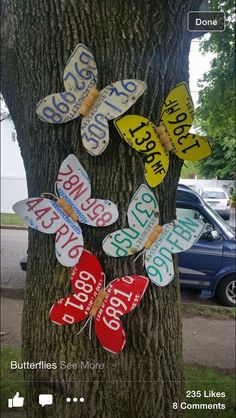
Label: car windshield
xmin=202 ymin=191 xmax=226 ymax=199
xmin=204 ymin=202 xmax=235 ymax=239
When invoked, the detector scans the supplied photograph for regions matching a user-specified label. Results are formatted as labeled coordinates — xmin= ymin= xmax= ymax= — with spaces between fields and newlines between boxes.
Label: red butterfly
xmin=49 ymin=250 xmax=148 ymax=354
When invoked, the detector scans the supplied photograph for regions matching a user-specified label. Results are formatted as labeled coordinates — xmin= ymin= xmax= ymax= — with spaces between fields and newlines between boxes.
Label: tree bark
xmin=1 ymin=1 xmax=202 ymax=417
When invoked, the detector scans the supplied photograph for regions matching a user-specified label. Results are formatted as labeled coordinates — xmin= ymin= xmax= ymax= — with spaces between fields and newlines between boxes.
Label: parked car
xmin=177 ymin=185 xmax=235 ymax=307
xmin=20 ymin=254 xmax=27 ymax=272
xmin=20 ymin=186 xmax=236 ymax=307
xmin=200 ymin=187 xmax=230 ymax=220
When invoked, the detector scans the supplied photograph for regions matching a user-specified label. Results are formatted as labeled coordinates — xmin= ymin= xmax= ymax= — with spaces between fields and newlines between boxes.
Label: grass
xmin=1 ymin=213 xmax=26 ymax=227
xmin=1 ymin=348 xmax=235 ymax=416
xmin=184 ymin=364 xmax=235 ymax=418
xmin=1 ymin=347 xmax=25 ymax=412
xmin=182 ymin=303 xmax=236 ymax=319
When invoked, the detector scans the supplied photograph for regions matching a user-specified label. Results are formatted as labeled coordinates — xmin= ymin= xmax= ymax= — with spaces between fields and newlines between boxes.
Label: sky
xmin=189 ymin=36 xmax=215 ymax=106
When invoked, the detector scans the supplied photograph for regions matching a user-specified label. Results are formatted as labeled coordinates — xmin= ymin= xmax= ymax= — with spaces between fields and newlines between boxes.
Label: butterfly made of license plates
xmin=49 ymin=250 xmax=149 ymax=354
xmin=13 ymin=155 xmax=118 ymax=267
xmin=102 ymin=184 xmax=205 ymax=286
xmin=114 ymin=82 xmax=211 ymax=188
xmin=36 ymin=43 xmax=146 ymax=156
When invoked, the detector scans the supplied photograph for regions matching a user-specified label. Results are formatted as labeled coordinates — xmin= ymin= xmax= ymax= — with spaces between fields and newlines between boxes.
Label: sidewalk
xmin=1 ymin=225 xmax=27 ymax=230
xmin=182 ymin=315 xmax=235 ymax=370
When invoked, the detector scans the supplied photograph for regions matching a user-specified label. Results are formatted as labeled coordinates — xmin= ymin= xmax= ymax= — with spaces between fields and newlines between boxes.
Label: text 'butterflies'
xmin=13 ymin=155 xmax=118 ymax=267
xmin=102 ymin=184 xmax=205 ymax=286
xmin=114 ymin=82 xmax=211 ymax=188
xmin=36 ymin=43 xmax=146 ymax=156
xmin=49 ymin=250 xmax=148 ymax=354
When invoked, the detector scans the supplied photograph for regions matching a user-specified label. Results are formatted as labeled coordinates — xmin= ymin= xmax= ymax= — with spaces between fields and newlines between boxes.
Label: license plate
xmin=208 ymin=201 xmax=218 ymax=206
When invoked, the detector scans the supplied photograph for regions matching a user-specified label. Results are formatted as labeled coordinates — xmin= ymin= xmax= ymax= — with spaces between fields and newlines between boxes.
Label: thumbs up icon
xmin=8 ymin=392 xmax=24 ymax=408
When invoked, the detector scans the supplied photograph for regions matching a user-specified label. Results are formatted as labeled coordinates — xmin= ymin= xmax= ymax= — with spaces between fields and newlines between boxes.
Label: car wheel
xmin=216 ymin=276 xmax=236 ymax=307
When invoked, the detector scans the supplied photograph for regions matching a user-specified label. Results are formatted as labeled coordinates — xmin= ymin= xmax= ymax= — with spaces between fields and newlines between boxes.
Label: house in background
xmin=1 ymin=102 xmax=27 ymax=213
xmin=179 ymin=178 xmax=235 ymax=197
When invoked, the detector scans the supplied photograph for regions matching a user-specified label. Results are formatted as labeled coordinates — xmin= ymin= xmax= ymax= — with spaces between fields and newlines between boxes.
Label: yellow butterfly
xmin=114 ymin=82 xmax=211 ymax=188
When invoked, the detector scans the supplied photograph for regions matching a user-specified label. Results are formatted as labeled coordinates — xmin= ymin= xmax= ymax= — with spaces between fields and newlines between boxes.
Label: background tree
xmin=196 ymin=0 xmax=235 ymax=179
xmin=180 ymin=161 xmax=201 ymax=179
xmin=1 ymin=1 xmax=203 ymax=417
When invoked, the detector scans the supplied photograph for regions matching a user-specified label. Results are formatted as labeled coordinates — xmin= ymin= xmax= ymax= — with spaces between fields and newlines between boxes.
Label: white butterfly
xmin=13 ymin=155 xmax=119 ymax=267
xmin=102 ymin=184 xmax=205 ymax=286
xmin=36 ymin=43 xmax=146 ymax=156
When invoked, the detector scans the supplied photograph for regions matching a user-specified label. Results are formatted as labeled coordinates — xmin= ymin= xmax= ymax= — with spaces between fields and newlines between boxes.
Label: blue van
xmin=177 ymin=185 xmax=235 ymax=307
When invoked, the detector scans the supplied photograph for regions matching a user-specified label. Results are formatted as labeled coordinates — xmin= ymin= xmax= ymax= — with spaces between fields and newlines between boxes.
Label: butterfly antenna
xmin=133 ymin=248 xmax=146 ymax=266
xmin=40 ymin=181 xmax=60 ymax=200
xmin=88 ymin=317 xmax=93 ymax=340
xmin=101 ymin=272 xmax=106 ymax=288
xmin=77 ymin=317 xmax=92 ymax=337
xmin=54 ymin=182 xmax=60 ymax=199
xmin=41 ymin=192 xmax=57 ymax=200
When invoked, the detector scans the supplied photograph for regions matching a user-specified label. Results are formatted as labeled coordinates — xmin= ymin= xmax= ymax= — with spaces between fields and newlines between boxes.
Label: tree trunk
xmin=1 ymin=1 xmax=202 ymax=417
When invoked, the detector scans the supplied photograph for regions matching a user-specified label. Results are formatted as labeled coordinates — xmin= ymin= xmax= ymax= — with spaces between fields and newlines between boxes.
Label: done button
xmin=188 ymin=11 xmax=225 ymax=32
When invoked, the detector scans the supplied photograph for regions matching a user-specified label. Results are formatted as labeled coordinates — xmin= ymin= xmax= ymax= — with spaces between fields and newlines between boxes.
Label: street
xmin=1 ymin=229 xmax=27 ymax=294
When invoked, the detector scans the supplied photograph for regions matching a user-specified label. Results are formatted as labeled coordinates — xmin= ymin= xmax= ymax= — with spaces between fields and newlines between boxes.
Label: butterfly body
xmin=13 ymin=155 xmax=118 ymax=266
xmin=36 ymin=43 xmax=146 ymax=155
xmin=49 ymin=251 xmax=149 ymax=353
